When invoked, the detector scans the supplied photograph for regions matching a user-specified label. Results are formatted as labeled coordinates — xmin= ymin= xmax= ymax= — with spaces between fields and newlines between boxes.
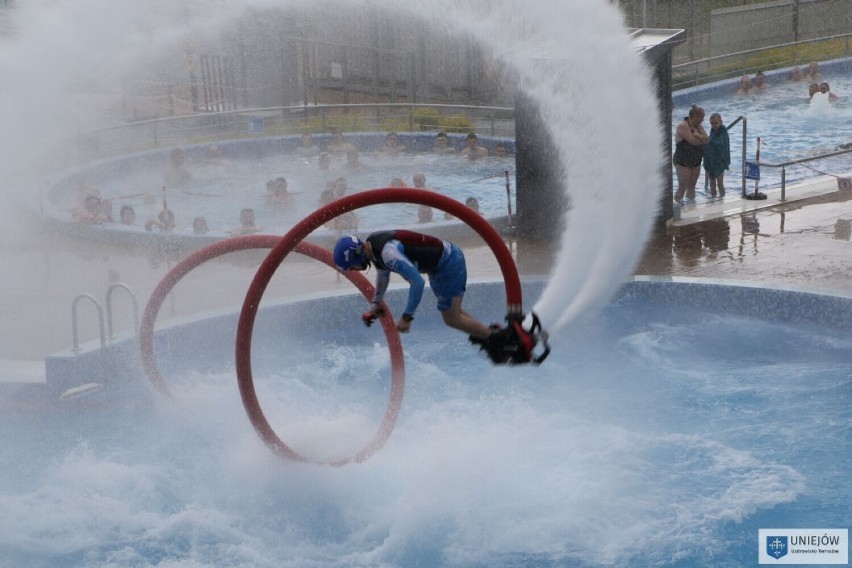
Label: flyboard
xmin=140 ymin=188 xmax=550 ymax=465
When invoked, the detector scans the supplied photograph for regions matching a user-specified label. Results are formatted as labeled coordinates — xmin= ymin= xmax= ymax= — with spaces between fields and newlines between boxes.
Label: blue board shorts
xmin=428 ymin=244 xmax=466 ymax=311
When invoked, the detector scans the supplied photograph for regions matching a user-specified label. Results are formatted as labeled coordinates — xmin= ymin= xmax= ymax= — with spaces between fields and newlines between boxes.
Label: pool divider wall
xmin=42 ymin=279 xmax=852 ymax=398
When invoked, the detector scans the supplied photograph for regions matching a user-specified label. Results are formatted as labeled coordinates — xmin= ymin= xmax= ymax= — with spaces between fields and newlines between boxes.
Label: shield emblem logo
xmin=766 ymin=536 xmax=787 ymax=559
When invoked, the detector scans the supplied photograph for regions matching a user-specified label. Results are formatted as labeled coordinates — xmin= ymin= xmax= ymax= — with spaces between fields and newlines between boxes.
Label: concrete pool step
xmin=0 ymin=358 xmax=46 ymax=385
xmin=673 ymin=175 xmax=848 ymax=226
xmin=0 ymin=359 xmax=49 ymax=404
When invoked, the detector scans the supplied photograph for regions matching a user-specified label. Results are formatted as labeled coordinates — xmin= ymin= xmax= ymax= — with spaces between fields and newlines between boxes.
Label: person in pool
xmin=819 ymin=82 xmax=839 ymax=101
xmin=333 ymin=231 xmax=493 ymax=340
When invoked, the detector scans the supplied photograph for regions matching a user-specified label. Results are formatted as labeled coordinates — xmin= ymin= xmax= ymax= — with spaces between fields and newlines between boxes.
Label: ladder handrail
xmin=106 ymin=282 xmax=140 ymax=340
xmin=726 ymin=116 xmax=744 ymax=130
xmin=71 ymin=294 xmax=106 ymax=353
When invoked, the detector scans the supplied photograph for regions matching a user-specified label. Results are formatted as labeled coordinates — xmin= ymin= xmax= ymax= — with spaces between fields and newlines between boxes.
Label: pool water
xmin=672 ymin=63 xmax=852 ymax=204
xmin=50 ymin=143 xmax=517 ymax=238
xmin=2 ymin=282 xmax=849 ymax=567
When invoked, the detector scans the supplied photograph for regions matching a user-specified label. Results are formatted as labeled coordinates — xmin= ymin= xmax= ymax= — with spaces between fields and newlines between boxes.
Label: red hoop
xmin=236 ymin=188 xmax=523 ymax=464
xmin=139 ymin=235 xmax=406 ymax=466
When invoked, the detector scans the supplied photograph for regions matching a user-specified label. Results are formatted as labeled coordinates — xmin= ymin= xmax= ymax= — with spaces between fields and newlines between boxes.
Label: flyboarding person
xmin=333 ymin=231 xmax=550 ymax=364
xmin=333 ymin=231 xmax=493 ymax=339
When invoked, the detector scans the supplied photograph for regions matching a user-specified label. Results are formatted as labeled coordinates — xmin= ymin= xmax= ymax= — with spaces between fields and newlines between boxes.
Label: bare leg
xmin=441 ymin=296 xmax=492 ymax=339
xmin=674 ymin=165 xmax=691 ymax=202
xmin=686 ymin=166 xmax=701 ymax=200
xmin=717 ymin=172 xmax=726 ymax=197
xmin=708 ymin=175 xmax=718 ymax=197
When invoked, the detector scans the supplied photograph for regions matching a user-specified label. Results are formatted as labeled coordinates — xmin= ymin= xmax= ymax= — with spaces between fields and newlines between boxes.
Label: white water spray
xmin=3 ymin=6 xmax=844 ymax=568
xmin=382 ymin=0 xmax=664 ymax=333
xmin=1 ymin=0 xmax=662 ymax=335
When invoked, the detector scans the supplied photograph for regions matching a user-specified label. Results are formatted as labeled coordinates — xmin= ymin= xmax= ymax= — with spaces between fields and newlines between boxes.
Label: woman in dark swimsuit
xmin=673 ymin=104 xmax=709 ymax=203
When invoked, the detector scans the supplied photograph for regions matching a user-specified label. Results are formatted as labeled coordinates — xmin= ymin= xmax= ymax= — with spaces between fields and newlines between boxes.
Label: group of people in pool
xmin=735 ymin=62 xmax=839 ymax=101
xmin=71 ymin=128 xmax=496 ymax=236
xmin=70 ymin=184 xmax=213 ymax=236
xmin=300 ymin=128 xmax=509 ymax=162
xmin=304 ymin=128 xmax=496 ymax=230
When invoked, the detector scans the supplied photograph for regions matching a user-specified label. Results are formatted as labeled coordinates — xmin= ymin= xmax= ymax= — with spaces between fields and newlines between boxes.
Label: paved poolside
xmin=638 ymin=177 xmax=852 ymax=295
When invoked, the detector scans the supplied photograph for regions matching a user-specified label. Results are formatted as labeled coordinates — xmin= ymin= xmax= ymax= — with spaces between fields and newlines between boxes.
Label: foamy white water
xmin=0 ymin=2 xmax=687 ymax=566
xmin=4 ymin=296 xmax=848 ymax=566
xmin=394 ymin=0 xmax=663 ymax=331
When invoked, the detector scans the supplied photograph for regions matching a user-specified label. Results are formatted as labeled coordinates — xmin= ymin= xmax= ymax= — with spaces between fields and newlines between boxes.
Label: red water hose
xmin=139 ymin=235 xmax=405 ymax=465
xmin=235 ymin=188 xmax=522 ymax=463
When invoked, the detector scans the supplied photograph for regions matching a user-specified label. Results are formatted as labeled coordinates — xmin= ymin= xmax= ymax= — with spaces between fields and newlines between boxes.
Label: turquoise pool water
xmin=3 ymin=280 xmax=849 ymax=567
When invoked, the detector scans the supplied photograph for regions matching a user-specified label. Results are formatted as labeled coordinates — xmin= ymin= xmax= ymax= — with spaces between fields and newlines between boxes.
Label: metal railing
xmin=672 ymin=33 xmax=852 ymax=89
xmin=71 ymin=294 xmax=105 ymax=354
xmin=106 ymin=282 xmax=139 ymax=340
xmin=78 ymin=103 xmax=515 ymax=162
xmin=725 ymin=115 xmax=749 ymax=198
xmin=71 ymin=283 xmax=139 ymax=353
xmin=757 ymin=147 xmax=852 ymax=201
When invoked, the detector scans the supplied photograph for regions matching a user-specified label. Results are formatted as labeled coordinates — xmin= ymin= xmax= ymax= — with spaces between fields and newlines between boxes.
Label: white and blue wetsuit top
xmin=366 ymin=230 xmax=455 ymax=315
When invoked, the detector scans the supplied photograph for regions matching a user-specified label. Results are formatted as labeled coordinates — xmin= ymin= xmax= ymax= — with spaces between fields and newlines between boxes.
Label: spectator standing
xmin=672 ymin=104 xmax=709 ymax=203
xmin=703 ymin=113 xmax=731 ymax=198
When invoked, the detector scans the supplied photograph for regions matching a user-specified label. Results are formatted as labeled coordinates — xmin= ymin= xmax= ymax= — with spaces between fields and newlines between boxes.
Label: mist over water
xmin=486 ymin=4 xmax=661 ymax=331
xmin=1 ymin=0 xmax=661 ymax=333
xmin=399 ymin=0 xmax=663 ymax=332
xmin=4 ymin=298 xmax=846 ymax=566
xmin=0 ymin=1 xmax=684 ymax=566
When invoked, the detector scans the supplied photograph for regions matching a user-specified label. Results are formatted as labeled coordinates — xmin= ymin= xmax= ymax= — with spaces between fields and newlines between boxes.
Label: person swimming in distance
xmin=819 ymin=82 xmax=839 ymax=101
xmin=432 ymin=131 xmax=455 ymax=154
xmin=461 ymin=132 xmax=488 ymax=159
xmin=192 ymin=216 xmax=209 ymax=235
xmin=119 ymin=205 xmax=136 ymax=226
xmin=808 ymin=83 xmax=820 ymax=98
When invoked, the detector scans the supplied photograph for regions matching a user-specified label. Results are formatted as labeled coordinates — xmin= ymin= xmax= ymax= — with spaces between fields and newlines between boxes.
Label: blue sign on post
xmin=744 ymin=161 xmax=760 ymax=180
xmin=248 ymin=117 xmax=265 ymax=133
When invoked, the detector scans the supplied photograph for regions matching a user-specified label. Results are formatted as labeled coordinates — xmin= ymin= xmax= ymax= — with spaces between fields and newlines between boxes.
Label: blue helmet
xmin=333 ymin=235 xmax=367 ymax=270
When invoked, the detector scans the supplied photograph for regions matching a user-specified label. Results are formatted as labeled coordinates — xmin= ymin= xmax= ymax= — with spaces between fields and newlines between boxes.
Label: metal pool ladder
xmin=71 ymin=283 xmax=139 ymax=353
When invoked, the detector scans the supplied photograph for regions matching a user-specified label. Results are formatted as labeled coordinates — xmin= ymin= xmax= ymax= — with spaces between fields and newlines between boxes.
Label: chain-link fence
xmin=45 ymin=1 xmax=850 ymax=125
xmin=616 ymin=0 xmax=851 ymax=75
xmin=76 ymin=103 xmax=515 ymax=164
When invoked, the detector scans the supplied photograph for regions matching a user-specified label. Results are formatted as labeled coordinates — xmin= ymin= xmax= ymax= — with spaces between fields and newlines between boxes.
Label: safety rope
xmin=797 ymin=162 xmax=847 ymax=179
xmin=467 ymin=171 xmax=512 ymax=184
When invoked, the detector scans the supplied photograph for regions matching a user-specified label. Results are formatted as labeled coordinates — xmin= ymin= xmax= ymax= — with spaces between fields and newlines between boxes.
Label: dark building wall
xmin=651 ymin=48 xmax=676 ymax=229
xmin=514 ymin=91 xmax=566 ymax=241
xmin=513 ymin=34 xmax=684 ymax=239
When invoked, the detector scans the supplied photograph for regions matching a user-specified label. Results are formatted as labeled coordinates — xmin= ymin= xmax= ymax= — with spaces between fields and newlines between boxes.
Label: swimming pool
xmin=6 ymin=278 xmax=849 ymax=567
xmin=43 ymin=133 xmax=516 ymax=241
xmin=672 ymin=58 xmax=852 ymax=204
